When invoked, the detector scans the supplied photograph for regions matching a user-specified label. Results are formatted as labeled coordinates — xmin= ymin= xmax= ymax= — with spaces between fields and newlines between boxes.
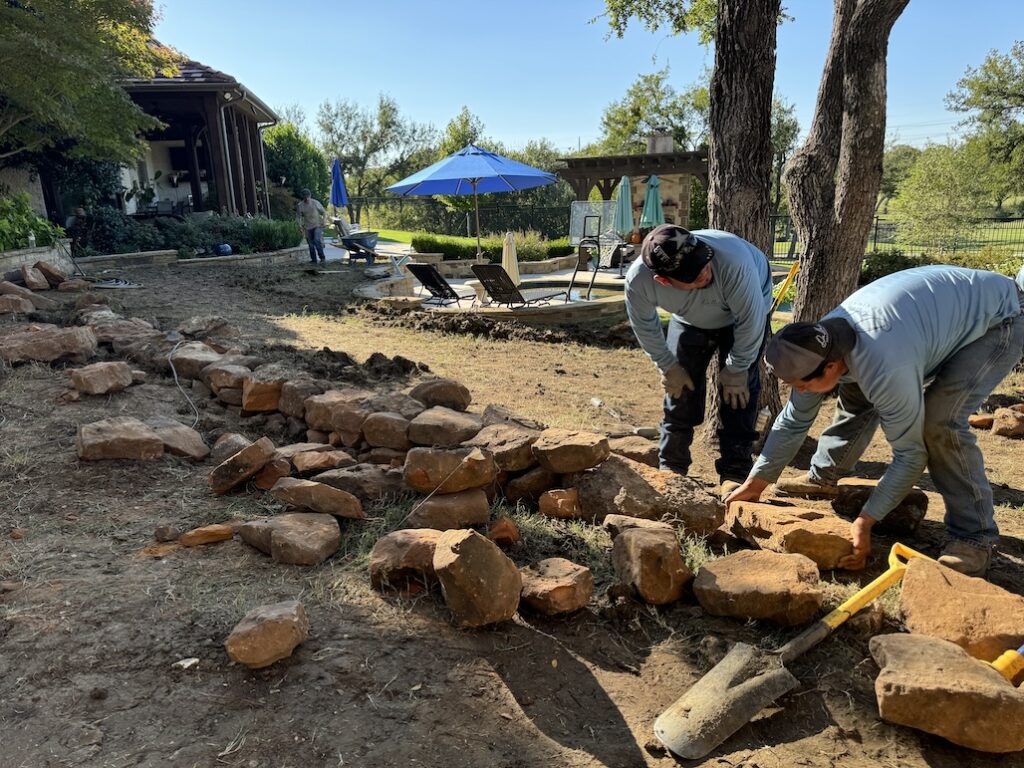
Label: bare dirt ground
xmin=2 ymin=260 xmax=1024 ymax=768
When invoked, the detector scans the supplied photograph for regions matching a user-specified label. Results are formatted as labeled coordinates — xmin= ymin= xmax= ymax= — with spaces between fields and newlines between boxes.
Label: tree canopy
xmin=264 ymin=111 xmax=328 ymax=203
xmin=0 ymin=0 xmax=178 ymax=166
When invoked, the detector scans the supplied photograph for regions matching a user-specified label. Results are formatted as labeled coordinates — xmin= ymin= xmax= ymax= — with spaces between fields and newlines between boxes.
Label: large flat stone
xmin=409 ymin=378 xmax=471 ymax=411
xmin=693 ymin=550 xmax=823 ymax=626
xmin=270 ymin=478 xmax=364 ymax=519
xmin=76 ymin=417 xmax=164 ymax=461
xmin=405 ymin=488 xmax=490 ymax=530
xmin=464 ymin=424 xmax=539 ymax=471
xmin=729 ymin=501 xmax=852 ymax=569
xmin=900 ymin=558 xmax=1024 ymax=661
xmin=148 ymin=417 xmax=210 ymax=460
xmin=313 ymin=463 xmax=406 ymax=500
xmin=208 ymin=437 xmax=275 ymax=494
xmin=520 ymin=558 xmax=593 ymax=615
xmin=403 ymin=447 xmax=497 ymax=494
xmin=871 ymin=633 xmax=1024 ymax=753
xmin=407 ymin=406 xmax=482 ymax=447
xmin=532 ymin=428 xmax=610 ymax=473
xmin=0 ymin=323 xmax=97 ymax=364
xmin=362 ymin=412 xmax=412 ymax=450
xmin=607 ymin=435 xmax=659 ymax=467
xmin=70 ymin=361 xmax=134 ymax=395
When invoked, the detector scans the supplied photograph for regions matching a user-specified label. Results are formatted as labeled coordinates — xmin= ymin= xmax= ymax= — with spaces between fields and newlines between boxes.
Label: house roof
xmin=124 ymin=42 xmax=277 ymax=123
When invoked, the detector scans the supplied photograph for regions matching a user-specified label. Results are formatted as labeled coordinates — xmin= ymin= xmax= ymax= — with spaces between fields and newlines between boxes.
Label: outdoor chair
xmin=471 ymin=264 xmax=568 ymax=308
xmin=407 ymin=262 xmax=476 ymax=306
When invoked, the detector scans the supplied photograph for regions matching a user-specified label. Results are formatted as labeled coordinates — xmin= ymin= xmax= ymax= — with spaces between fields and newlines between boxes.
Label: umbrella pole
xmin=473 ymin=180 xmax=482 ymax=260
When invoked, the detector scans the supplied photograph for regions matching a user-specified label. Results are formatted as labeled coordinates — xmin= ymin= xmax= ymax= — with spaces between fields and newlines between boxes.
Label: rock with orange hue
xmin=405 ymin=488 xmax=490 ymax=530
xmin=179 ymin=523 xmax=234 ymax=546
xmin=70 ymin=361 xmax=134 ymax=395
xmin=369 ymin=529 xmax=443 ymax=590
xmin=292 ymin=449 xmax=356 ymax=475
xmin=729 ymin=501 xmax=853 ymax=570
xmin=602 ymin=514 xmax=675 ymax=539
xmin=148 ymin=417 xmax=210 ymax=461
xmin=504 ymin=467 xmax=558 ymax=503
xmin=202 ymin=363 xmax=250 ymax=393
xmin=992 ymin=407 xmax=1024 ymax=438
xmin=362 ymin=411 xmax=412 ymax=450
xmin=0 ymin=323 xmax=97 ymax=364
xmin=241 ymin=363 xmax=289 ymax=412
xmin=968 ymin=413 xmax=995 ymax=429
xmin=408 ymin=406 xmax=482 ymax=447
xmin=464 ymin=423 xmax=539 ymax=471
xmin=612 ymin=527 xmax=691 ymax=605
xmin=224 ymin=600 xmax=309 ymax=669
xmin=607 ymin=435 xmax=659 ymax=467
xmin=76 ymin=417 xmax=164 ymax=461
xmin=270 ymin=477 xmax=365 ymax=520
xmin=410 ymin=378 xmax=471 ymax=411
xmin=210 ymin=433 xmax=252 ymax=463
xmin=33 ymin=260 xmax=66 ymax=286
xmin=487 ymin=517 xmax=521 ymax=547
xmin=532 ymin=428 xmax=610 ymax=473
xmin=538 ymin=488 xmax=583 ymax=519
xmin=167 ymin=341 xmax=223 ymax=380
xmin=433 ymin=529 xmax=521 ymax=627
xmin=253 ymin=457 xmax=292 ymax=490
xmin=208 ymin=437 xmax=275 ymax=494
xmin=403 ymin=447 xmax=497 ymax=494
xmin=520 ymin=558 xmax=594 ymax=615
xmin=20 ymin=265 xmax=49 ymax=291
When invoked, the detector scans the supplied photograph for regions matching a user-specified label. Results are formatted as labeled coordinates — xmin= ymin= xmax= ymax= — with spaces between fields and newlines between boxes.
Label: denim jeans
xmin=808 ymin=306 xmax=1024 ymax=547
xmin=305 ymin=226 xmax=326 ymax=262
xmin=660 ymin=318 xmax=764 ymax=481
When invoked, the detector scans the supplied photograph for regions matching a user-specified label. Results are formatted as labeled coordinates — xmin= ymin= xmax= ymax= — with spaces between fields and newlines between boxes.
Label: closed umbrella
xmin=501 ymin=232 xmax=521 ymax=286
xmin=639 ymin=175 xmax=665 ymax=229
xmin=612 ymin=175 xmax=633 ymax=237
xmin=386 ymin=144 xmax=556 ymax=257
xmin=330 ymin=158 xmax=349 ymax=208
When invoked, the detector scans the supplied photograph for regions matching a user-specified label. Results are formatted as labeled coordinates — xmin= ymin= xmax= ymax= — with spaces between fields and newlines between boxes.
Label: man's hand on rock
xmin=661 ymin=363 xmax=695 ymax=399
xmin=838 ymin=514 xmax=875 ymax=570
xmin=723 ymin=477 xmax=768 ymax=509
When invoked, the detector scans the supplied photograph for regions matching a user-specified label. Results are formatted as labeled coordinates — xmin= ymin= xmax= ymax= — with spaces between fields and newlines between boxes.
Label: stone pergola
xmin=556 ymin=149 xmax=709 ymax=201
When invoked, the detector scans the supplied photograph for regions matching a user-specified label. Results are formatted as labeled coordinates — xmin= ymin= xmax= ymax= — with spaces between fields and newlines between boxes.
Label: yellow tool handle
xmin=822 ymin=543 xmax=933 ymax=630
xmin=991 ymin=645 xmax=1024 ymax=684
xmin=769 ymin=261 xmax=800 ymax=317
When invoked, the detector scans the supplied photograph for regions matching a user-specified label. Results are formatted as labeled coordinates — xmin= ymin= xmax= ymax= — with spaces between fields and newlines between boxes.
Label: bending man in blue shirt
xmin=726 ymin=265 xmax=1024 ymax=577
xmin=625 ymin=225 xmax=773 ymax=483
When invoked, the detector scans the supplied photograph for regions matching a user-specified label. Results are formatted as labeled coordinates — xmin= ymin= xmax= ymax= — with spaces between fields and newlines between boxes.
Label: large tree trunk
xmin=785 ymin=0 xmax=910 ymax=321
xmin=703 ymin=0 xmax=783 ymax=450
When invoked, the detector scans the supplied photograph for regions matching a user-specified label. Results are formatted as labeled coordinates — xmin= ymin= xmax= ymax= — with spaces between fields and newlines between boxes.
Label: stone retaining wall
xmin=0 ymin=240 xmax=75 ymax=274
xmin=428 ymin=254 xmax=578 ymax=279
xmin=176 ymin=245 xmax=307 ymax=269
xmin=76 ymin=250 xmax=178 ymax=270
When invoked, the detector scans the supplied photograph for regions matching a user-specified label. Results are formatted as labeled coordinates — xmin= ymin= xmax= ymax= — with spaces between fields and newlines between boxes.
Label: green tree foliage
xmin=947 ymin=41 xmax=1024 ymax=180
xmin=891 ymin=143 xmax=987 ymax=253
xmin=437 ymin=106 xmax=486 ymax=158
xmin=878 ymin=143 xmax=920 ymax=212
xmin=0 ymin=0 xmax=178 ymax=165
xmin=264 ymin=113 xmax=328 ymax=202
xmin=590 ymin=69 xmax=708 ymax=154
xmin=601 ymin=0 xmax=718 ymax=44
xmin=769 ymin=97 xmax=799 ymax=215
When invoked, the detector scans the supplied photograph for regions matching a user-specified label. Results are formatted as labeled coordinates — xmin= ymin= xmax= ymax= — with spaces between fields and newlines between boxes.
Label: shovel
xmin=654 ymin=543 xmax=931 ymax=759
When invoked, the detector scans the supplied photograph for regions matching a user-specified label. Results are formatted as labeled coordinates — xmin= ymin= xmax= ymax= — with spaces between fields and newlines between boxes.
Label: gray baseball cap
xmin=764 ymin=318 xmax=856 ymax=381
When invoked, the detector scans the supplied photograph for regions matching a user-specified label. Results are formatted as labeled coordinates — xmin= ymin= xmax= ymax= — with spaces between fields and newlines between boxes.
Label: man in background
xmin=296 ymin=188 xmax=326 ymax=263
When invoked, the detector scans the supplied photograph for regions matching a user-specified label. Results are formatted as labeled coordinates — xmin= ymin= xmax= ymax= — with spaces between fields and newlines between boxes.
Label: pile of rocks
xmin=969 ymin=404 xmax=1024 ymax=438
xmin=0 ymin=261 xmax=89 ymax=316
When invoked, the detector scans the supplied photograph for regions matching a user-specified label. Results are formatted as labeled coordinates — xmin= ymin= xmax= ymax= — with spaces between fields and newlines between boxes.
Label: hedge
xmin=410 ymin=231 xmax=574 ymax=263
xmin=860 ymin=247 xmax=1023 ymax=284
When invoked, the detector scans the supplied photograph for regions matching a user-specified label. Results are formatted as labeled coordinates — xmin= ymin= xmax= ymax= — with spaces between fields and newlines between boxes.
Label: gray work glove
xmin=661 ymin=363 xmax=695 ymax=399
xmin=720 ymin=367 xmax=750 ymax=410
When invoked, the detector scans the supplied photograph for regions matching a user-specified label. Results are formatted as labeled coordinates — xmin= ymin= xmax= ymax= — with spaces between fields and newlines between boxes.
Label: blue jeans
xmin=808 ymin=307 xmax=1024 ymax=547
xmin=660 ymin=319 xmax=764 ymax=481
xmin=305 ymin=226 xmax=326 ymax=262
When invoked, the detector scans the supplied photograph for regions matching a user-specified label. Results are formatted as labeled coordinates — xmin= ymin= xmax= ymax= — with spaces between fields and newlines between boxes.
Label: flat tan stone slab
xmin=224 ymin=600 xmax=309 ymax=669
xmin=208 ymin=437 xmax=274 ymax=494
xmin=532 ymin=428 xmax=610 ymax=473
xmin=77 ymin=417 xmax=163 ymax=461
xmin=520 ymin=557 xmax=593 ymax=615
xmin=404 ymin=447 xmax=496 ymax=494
xmin=70 ymin=361 xmax=134 ymax=395
xmin=270 ymin=478 xmax=364 ymax=519
xmin=369 ymin=529 xmax=443 ymax=590
xmin=729 ymin=501 xmax=852 ymax=569
xmin=179 ymin=524 xmax=234 ymax=546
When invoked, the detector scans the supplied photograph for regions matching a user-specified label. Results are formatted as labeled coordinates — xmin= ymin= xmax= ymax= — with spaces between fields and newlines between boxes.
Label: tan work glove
xmin=720 ymin=367 xmax=750 ymax=410
xmin=661 ymin=363 xmax=695 ymax=399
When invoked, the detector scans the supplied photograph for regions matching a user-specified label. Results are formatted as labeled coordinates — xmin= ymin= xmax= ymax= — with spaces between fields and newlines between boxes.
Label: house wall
xmin=0 ymin=166 xmax=46 ymax=215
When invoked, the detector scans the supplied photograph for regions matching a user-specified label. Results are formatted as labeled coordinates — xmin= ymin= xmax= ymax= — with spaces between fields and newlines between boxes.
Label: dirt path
xmin=2 ymin=260 xmax=1023 ymax=767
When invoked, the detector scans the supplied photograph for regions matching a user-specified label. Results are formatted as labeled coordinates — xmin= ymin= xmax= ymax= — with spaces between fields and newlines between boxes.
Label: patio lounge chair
xmin=471 ymin=264 xmax=568 ymax=308
xmin=407 ymin=263 xmax=476 ymax=306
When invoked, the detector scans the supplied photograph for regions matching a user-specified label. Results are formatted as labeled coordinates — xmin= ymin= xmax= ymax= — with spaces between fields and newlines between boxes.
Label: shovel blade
xmin=653 ymin=642 xmax=800 ymax=760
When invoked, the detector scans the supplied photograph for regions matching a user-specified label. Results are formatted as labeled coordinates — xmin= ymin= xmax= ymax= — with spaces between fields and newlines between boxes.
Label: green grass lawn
xmin=374 ymin=228 xmax=415 ymax=243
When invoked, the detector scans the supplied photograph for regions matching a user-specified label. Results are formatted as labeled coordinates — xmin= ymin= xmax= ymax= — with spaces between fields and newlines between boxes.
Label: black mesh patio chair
xmin=471 ymin=264 xmax=568 ymax=308
xmin=407 ymin=263 xmax=476 ymax=306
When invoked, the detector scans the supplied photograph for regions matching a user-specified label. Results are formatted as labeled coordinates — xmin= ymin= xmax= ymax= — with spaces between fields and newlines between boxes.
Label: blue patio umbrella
xmin=386 ymin=144 xmax=557 ymax=256
xmin=639 ymin=175 xmax=665 ymax=229
xmin=330 ymin=158 xmax=349 ymax=209
xmin=612 ymin=175 xmax=634 ymax=237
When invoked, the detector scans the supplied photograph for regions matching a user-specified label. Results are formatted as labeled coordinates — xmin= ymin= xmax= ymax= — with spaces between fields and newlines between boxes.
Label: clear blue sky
xmin=154 ymin=0 xmax=1021 ymax=152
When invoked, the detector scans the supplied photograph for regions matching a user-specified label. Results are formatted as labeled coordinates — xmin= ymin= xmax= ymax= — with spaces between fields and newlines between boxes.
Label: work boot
xmin=772 ymin=472 xmax=840 ymax=500
xmin=938 ymin=540 xmax=992 ymax=578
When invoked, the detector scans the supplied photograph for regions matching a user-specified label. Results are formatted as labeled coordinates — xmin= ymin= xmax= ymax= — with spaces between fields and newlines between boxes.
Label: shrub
xmin=859 ymin=249 xmax=936 ymax=284
xmin=0 ymin=193 xmax=64 ymax=251
xmin=945 ymin=246 xmax=1023 ymax=277
xmin=249 ymin=218 xmax=302 ymax=252
xmin=410 ymin=231 xmax=574 ymax=262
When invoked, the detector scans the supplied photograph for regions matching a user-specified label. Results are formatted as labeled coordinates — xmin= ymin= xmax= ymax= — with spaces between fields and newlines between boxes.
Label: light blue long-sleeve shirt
xmin=624 ymin=230 xmax=773 ymax=374
xmin=752 ymin=265 xmax=1024 ymax=520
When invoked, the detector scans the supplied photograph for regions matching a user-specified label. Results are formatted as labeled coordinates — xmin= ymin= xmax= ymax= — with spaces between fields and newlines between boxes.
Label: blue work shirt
xmin=752 ymin=266 xmax=1024 ymax=520
xmin=624 ymin=230 xmax=773 ymax=374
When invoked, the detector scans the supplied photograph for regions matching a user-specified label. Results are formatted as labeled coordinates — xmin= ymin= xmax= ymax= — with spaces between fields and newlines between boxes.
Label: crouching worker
xmin=625 ymin=225 xmax=773 ymax=483
xmin=726 ymin=265 xmax=1024 ymax=577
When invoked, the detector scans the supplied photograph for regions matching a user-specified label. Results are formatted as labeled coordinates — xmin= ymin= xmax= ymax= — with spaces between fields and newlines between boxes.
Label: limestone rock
xmin=504 ymin=467 xmax=558 ymax=503
xmin=1 ymin=280 xmax=56 ymax=309
xmin=968 ymin=413 xmax=994 ymax=429
xmin=179 ymin=524 xmax=234 ymax=546
xmin=306 ymin=429 xmax=329 ymax=444
xmin=273 ymin=442 xmax=333 ymax=461
xmin=211 ymin=433 xmax=252 ymax=464
xmin=70 ymin=361 xmax=134 ymax=395
xmin=33 ymin=260 xmax=66 ymax=286
xmin=217 ymin=387 xmax=243 ymax=406
xmin=900 ymin=558 xmax=1024 ymax=660
xmin=603 ymin=514 xmax=675 ymax=539
xmin=407 ymin=406 xmax=482 ymax=447
xmin=292 ymin=449 xmax=356 ymax=475
xmin=368 ymin=391 xmax=427 ymax=421
xmin=729 ymin=501 xmax=852 ymax=569
xmin=770 ymin=473 xmax=841 ymax=500
xmin=362 ymin=412 xmax=413 ymax=450
xmin=532 ymin=428 xmax=610 ymax=473
xmin=242 ymin=363 xmax=290 ymax=412
xmin=538 ymin=488 xmax=582 ymax=519
xmin=57 ymin=279 xmax=90 ymax=292
xmin=369 ymin=529 xmax=442 ymax=590
xmin=224 ymin=600 xmax=309 ymax=669
xmin=239 ymin=513 xmax=340 ymax=565
xmin=871 ymin=633 xmax=1024 ymax=753
xmin=403 ymin=447 xmax=497 ymax=494
xmin=607 ymin=435 xmax=659 ymax=467
xmin=831 ymin=478 xmax=928 ymax=535
xmin=21 ymin=265 xmax=48 ymax=291
xmin=365 ymin=447 xmax=407 ymax=466
xmin=405 ymin=488 xmax=490 ymax=530
xmin=693 ymin=550 xmax=823 ymax=626
xmin=482 ymin=404 xmax=546 ymax=431
xmin=303 ymin=388 xmax=375 ymax=434
xmin=314 ymin=463 xmax=406 ymax=500
xmin=0 ymin=323 xmax=97 ymax=364
xmin=279 ymin=379 xmax=324 ymax=419
xmin=410 ymin=378 xmax=471 ymax=411
xmin=166 ymin=341 xmax=223 ymax=380
xmin=520 ymin=558 xmax=593 ymax=615
xmin=433 ymin=529 xmax=521 ymax=627
xmin=612 ymin=527 xmax=691 ymax=605
xmin=208 ymin=437 xmax=275 ymax=494
xmin=253 ymin=457 xmax=292 ymax=490
xmin=202 ymin=363 xmax=250 ymax=393
xmin=464 ymin=423 xmax=539 ymax=471
xmin=487 ymin=517 xmax=521 ymax=547
xmin=575 ymin=454 xmax=723 ymax=533
xmin=992 ymin=407 xmax=1024 ymax=438
xmin=270 ymin=478 xmax=364 ymax=519
xmin=148 ymin=417 xmax=210 ymax=460
xmin=76 ymin=417 xmax=164 ymax=461
xmin=0 ymin=295 xmax=33 ymax=313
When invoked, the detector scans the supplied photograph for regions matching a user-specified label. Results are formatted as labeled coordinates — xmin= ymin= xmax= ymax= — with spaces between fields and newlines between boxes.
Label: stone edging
xmin=176 ymin=245 xmax=307 ymax=268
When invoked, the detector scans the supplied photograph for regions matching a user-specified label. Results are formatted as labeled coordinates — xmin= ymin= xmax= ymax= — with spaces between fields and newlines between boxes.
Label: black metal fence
xmin=352 ymin=197 xmax=570 ymax=241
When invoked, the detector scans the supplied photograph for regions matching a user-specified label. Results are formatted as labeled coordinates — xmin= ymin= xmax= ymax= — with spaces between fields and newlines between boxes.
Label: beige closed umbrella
xmin=501 ymin=231 xmax=521 ymax=286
